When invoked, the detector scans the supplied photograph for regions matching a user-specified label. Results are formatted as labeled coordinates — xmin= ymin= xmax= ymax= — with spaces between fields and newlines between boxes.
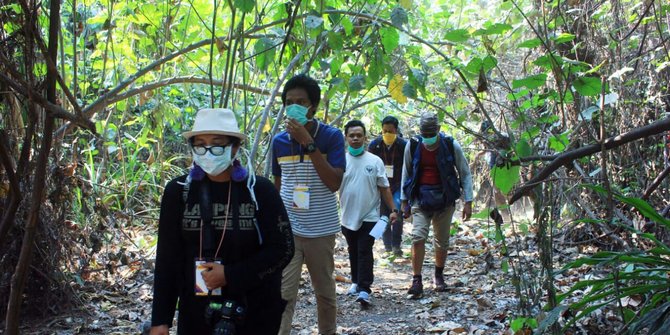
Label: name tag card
xmin=292 ymin=185 xmax=310 ymax=209
xmin=195 ymin=259 xmax=222 ymax=296
xmin=385 ymin=165 xmax=394 ymax=178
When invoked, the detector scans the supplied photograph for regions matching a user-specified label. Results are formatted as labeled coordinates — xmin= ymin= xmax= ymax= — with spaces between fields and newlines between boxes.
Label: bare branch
xmin=109 ymin=77 xmax=271 ymax=104
xmin=509 ymin=117 xmax=670 ymax=204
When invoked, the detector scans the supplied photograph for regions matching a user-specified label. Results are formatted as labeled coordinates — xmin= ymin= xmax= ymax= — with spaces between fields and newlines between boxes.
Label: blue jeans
xmin=381 ymin=189 xmax=403 ymax=250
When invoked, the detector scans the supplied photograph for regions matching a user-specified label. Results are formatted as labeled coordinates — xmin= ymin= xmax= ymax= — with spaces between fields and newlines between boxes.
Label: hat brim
xmin=182 ymin=130 xmax=246 ymax=141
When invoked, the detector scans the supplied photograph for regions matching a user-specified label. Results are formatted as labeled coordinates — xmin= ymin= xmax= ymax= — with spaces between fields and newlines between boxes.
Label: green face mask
xmin=348 ymin=145 xmax=364 ymax=156
xmin=422 ymin=134 xmax=438 ymax=146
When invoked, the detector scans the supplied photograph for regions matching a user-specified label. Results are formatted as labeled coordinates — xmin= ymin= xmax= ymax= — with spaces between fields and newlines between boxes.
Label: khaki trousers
xmin=278 ymin=234 xmax=337 ymax=335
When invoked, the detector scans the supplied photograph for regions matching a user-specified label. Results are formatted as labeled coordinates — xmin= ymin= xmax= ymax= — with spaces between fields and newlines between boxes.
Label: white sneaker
xmin=347 ymin=283 xmax=358 ymax=295
xmin=356 ymin=291 xmax=371 ymax=306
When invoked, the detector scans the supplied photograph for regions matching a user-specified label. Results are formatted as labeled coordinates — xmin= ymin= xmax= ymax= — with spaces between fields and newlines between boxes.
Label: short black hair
xmin=344 ymin=119 xmax=366 ymax=136
xmin=381 ymin=116 xmax=399 ymax=130
xmin=281 ymin=74 xmax=321 ymax=107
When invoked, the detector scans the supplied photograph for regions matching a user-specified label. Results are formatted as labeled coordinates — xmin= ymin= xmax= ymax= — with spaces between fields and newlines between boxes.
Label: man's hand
xmin=389 ymin=212 xmax=398 ymax=223
xmin=401 ymin=201 xmax=411 ymax=219
xmin=286 ymin=119 xmax=312 ymax=147
xmin=201 ymin=262 xmax=226 ymax=290
xmin=150 ymin=325 xmax=169 ymax=335
xmin=462 ymin=201 xmax=472 ymax=221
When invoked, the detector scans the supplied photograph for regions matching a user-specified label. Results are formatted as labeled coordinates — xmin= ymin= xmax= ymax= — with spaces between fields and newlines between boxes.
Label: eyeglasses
xmin=192 ymin=145 xmax=229 ymax=156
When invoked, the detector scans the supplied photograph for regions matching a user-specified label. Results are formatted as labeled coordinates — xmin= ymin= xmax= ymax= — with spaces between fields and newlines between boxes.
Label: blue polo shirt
xmin=272 ymin=121 xmax=345 ymax=238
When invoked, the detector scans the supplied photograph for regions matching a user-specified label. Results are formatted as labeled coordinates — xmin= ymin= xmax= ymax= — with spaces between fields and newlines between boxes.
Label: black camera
xmin=204 ymin=299 xmax=245 ymax=335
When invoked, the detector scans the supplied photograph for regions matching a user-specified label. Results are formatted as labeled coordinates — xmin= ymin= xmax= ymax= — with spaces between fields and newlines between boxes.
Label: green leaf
xmin=482 ymin=55 xmax=498 ymax=72
xmin=233 ymin=0 xmax=255 ymax=13
xmin=501 ymin=259 xmax=509 ymax=272
xmin=444 ymin=28 xmax=470 ymax=43
xmin=348 ymin=75 xmax=366 ymax=92
xmin=516 ymin=139 xmax=532 ymax=158
xmin=341 ymin=16 xmax=353 ymax=36
xmin=518 ymin=38 xmax=541 ymax=48
xmin=380 ymin=27 xmax=399 ymax=52
xmin=327 ymin=31 xmax=344 ymax=51
xmin=472 ymin=209 xmax=493 ymax=220
xmin=408 ymin=68 xmax=427 ymax=89
xmin=512 ymin=74 xmax=547 ymax=90
xmin=390 ymin=6 xmax=409 ymax=27
xmin=553 ymin=32 xmax=576 ymax=44
xmin=491 ymin=164 xmax=520 ymax=195
xmin=549 ymin=133 xmax=569 ymax=152
xmin=402 ymin=83 xmax=417 ymax=98
xmin=510 ymin=317 xmax=526 ymax=332
xmin=254 ymin=38 xmax=276 ymax=72
xmin=573 ymin=76 xmax=602 ymax=97
xmin=474 ymin=23 xmax=513 ymax=36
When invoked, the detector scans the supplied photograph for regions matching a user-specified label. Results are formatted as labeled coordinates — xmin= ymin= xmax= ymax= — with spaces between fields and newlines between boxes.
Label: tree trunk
xmin=4 ymin=0 xmax=60 ymax=333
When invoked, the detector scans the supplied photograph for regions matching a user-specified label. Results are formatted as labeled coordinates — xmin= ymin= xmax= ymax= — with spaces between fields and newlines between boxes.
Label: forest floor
xmin=15 ymin=202 xmax=622 ymax=335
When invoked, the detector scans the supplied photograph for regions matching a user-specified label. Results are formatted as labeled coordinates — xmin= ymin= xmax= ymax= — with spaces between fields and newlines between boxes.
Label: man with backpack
xmin=400 ymin=112 xmax=473 ymax=298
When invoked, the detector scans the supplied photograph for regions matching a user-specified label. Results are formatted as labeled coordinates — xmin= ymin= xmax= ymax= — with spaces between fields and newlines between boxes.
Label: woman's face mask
xmin=285 ymin=104 xmax=312 ymax=125
xmin=192 ymin=145 xmax=233 ymax=176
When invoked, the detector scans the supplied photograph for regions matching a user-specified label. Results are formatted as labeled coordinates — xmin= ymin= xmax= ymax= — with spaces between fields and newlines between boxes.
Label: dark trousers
xmin=381 ymin=190 xmax=403 ymax=250
xmin=342 ymin=222 xmax=376 ymax=293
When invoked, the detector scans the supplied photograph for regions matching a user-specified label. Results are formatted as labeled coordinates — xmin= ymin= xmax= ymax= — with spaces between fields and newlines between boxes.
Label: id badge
xmin=385 ymin=165 xmax=394 ymax=178
xmin=195 ymin=258 xmax=222 ymax=296
xmin=292 ymin=185 xmax=310 ymax=210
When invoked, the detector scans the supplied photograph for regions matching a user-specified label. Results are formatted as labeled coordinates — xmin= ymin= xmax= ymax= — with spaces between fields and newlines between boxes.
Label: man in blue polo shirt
xmin=272 ymin=74 xmax=345 ymax=335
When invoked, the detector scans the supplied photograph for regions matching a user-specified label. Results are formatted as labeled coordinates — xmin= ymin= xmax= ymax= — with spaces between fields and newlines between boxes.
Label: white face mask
xmin=193 ymin=145 xmax=233 ymax=176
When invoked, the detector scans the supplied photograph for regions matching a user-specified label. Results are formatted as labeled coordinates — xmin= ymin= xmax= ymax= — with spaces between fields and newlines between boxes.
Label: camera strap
xmin=199 ymin=178 xmax=215 ymax=255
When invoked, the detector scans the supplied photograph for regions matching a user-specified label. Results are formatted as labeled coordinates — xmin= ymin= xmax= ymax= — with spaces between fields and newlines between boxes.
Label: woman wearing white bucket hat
xmin=150 ymin=108 xmax=294 ymax=335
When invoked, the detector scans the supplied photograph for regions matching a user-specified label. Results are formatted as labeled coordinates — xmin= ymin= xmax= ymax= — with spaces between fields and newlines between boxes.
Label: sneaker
xmin=407 ymin=277 xmax=423 ymax=299
xmin=392 ymin=246 xmax=403 ymax=257
xmin=356 ymin=291 xmax=371 ymax=307
xmin=347 ymin=283 xmax=358 ymax=295
xmin=434 ymin=274 xmax=447 ymax=292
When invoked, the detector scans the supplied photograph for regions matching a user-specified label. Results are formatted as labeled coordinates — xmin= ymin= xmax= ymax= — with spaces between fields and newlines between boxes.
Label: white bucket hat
xmin=182 ymin=108 xmax=246 ymax=141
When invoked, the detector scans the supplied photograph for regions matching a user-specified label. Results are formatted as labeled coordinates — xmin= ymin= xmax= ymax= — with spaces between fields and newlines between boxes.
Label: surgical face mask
xmin=285 ymin=104 xmax=311 ymax=125
xmin=193 ymin=145 xmax=233 ymax=176
xmin=422 ymin=134 xmax=438 ymax=146
xmin=348 ymin=145 xmax=364 ymax=156
xmin=382 ymin=133 xmax=397 ymax=146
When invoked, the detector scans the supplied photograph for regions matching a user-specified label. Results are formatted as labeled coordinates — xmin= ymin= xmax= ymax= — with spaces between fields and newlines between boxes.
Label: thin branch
xmin=509 ymin=117 xmax=670 ymax=204
xmin=0 ymin=72 xmax=95 ymax=131
xmin=642 ymin=165 xmax=670 ymax=200
xmin=0 ymin=130 xmax=21 ymax=248
xmin=108 ymin=76 xmax=270 ymax=104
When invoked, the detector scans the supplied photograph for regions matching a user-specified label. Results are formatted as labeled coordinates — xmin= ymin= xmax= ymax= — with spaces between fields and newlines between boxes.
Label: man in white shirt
xmin=339 ymin=120 xmax=398 ymax=307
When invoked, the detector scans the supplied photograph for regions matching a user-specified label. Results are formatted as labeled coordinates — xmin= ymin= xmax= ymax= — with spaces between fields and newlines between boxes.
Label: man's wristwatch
xmin=304 ymin=142 xmax=317 ymax=154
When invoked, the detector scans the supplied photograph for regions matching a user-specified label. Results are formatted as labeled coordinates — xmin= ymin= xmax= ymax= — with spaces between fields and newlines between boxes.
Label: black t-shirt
xmin=151 ymin=175 xmax=293 ymax=334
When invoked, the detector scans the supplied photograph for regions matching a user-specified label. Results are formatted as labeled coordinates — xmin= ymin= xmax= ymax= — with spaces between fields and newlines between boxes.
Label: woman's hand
xmin=150 ymin=325 xmax=169 ymax=335
xmin=201 ymin=262 xmax=227 ymax=290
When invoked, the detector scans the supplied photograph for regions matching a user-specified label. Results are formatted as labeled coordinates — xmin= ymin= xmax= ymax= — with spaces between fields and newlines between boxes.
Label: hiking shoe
xmin=392 ymin=246 xmax=403 ymax=257
xmin=347 ymin=283 xmax=359 ymax=295
xmin=434 ymin=274 xmax=447 ymax=292
xmin=407 ymin=278 xmax=423 ymax=299
xmin=356 ymin=291 xmax=371 ymax=307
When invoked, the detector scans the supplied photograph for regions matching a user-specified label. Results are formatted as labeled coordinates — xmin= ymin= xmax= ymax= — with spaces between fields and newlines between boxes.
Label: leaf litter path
xmin=19 ymin=215 xmax=526 ymax=335
xmin=291 ymin=218 xmax=519 ymax=335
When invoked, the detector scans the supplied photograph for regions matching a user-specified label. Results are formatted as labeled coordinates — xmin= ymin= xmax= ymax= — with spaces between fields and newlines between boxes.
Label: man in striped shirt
xmin=272 ymin=74 xmax=345 ymax=335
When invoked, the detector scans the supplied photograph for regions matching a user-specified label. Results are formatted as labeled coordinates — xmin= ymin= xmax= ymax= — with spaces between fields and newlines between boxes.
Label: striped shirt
xmin=272 ymin=121 xmax=345 ymax=238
